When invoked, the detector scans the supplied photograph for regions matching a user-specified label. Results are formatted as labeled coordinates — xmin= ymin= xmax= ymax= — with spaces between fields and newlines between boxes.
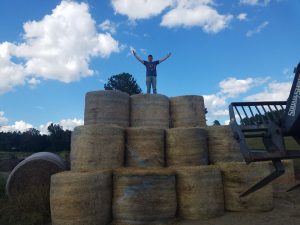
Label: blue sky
xmin=0 ymin=0 xmax=299 ymax=132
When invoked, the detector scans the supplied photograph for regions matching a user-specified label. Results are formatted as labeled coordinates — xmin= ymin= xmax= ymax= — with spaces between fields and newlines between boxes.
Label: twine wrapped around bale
xmin=50 ymin=170 xmax=112 ymax=225
xmin=71 ymin=124 xmax=124 ymax=171
xmin=218 ymin=162 xmax=273 ymax=212
xmin=206 ymin=125 xmax=243 ymax=164
xmin=84 ymin=90 xmax=130 ymax=127
xmin=166 ymin=127 xmax=208 ymax=166
xmin=6 ymin=152 xmax=66 ymax=197
xmin=113 ymin=168 xmax=177 ymax=224
xmin=170 ymin=95 xmax=206 ymax=128
xmin=126 ymin=127 xmax=165 ymax=167
xmin=130 ymin=94 xmax=170 ymax=128
xmin=174 ymin=166 xmax=224 ymax=219
xmin=271 ymin=160 xmax=296 ymax=197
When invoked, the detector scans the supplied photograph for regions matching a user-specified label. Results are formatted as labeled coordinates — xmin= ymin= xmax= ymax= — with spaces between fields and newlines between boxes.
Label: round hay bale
xmin=272 ymin=160 xmax=296 ymax=197
xmin=50 ymin=170 xmax=112 ymax=225
xmin=174 ymin=166 xmax=224 ymax=219
xmin=170 ymin=95 xmax=206 ymax=128
xmin=71 ymin=125 xmax=124 ymax=171
xmin=113 ymin=168 xmax=177 ymax=224
xmin=84 ymin=90 xmax=130 ymax=127
xmin=218 ymin=162 xmax=273 ymax=212
xmin=126 ymin=127 xmax=165 ymax=167
xmin=206 ymin=125 xmax=243 ymax=164
xmin=166 ymin=127 xmax=208 ymax=166
xmin=130 ymin=94 xmax=170 ymax=128
xmin=6 ymin=152 xmax=66 ymax=197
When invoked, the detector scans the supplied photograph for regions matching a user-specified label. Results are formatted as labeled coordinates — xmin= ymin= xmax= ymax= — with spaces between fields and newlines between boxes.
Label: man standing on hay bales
xmin=132 ymin=50 xmax=171 ymax=94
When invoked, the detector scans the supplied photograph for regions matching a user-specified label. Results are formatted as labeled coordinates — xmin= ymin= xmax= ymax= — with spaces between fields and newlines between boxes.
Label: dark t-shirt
xmin=144 ymin=60 xmax=160 ymax=76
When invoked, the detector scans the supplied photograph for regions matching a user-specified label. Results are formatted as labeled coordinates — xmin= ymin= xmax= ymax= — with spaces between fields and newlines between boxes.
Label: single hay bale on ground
xmin=206 ymin=125 xmax=243 ymax=164
xmin=131 ymin=94 xmax=170 ymax=128
xmin=84 ymin=90 xmax=130 ymax=127
xmin=6 ymin=152 xmax=66 ymax=197
xmin=126 ymin=127 xmax=165 ymax=167
xmin=50 ymin=170 xmax=112 ymax=225
xmin=166 ymin=127 xmax=208 ymax=166
xmin=113 ymin=168 xmax=177 ymax=224
xmin=170 ymin=95 xmax=206 ymax=128
xmin=218 ymin=162 xmax=273 ymax=212
xmin=174 ymin=165 xmax=224 ymax=219
xmin=71 ymin=124 xmax=124 ymax=171
xmin=271 ymin=160 xmax=296 ymax=197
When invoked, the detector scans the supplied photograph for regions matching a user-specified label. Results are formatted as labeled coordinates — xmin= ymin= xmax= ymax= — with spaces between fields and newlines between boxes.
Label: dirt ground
xmin=174 ymin=190 xmax=300 ymax=225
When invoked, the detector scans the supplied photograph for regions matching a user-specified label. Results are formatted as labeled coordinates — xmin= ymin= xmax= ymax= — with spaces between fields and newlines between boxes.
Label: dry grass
xmin=0 ymin=186 xmax=51 ymax=225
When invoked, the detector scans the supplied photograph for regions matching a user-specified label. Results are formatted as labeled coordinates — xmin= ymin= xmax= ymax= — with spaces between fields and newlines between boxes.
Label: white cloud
xmin=240 ymin=0 xmax=271 ymax=6
xmin=111 ymin=0 xmax=173 ymax=20
xmin=237 ymin=13 xmax=247 ymax=21
xmin=245 ymin=81 xmax=291 ymax=101
xmin=27 ymin=77 xmax=41 ymax=88
xmin=160 ymin=0 xmax=233 ymax=33
xmin=0 ymin=1 xmax=120 ymax=94
xmin=0 ymin=120 xmax=33 ymax=133
xmin=99 ymin=19 xmax=117 ymax=34
xmin=39 ymin=118 xmax=83 ymax=134
xmin=59 ymin=118 xmax=83 ymax=131
xmin=219 ymin=77 xmax=269 ymax=97
xmin=246 ymin=21 xmax=269 ymax=37
xmin=0 ymin=111 xmax=9 ymax=125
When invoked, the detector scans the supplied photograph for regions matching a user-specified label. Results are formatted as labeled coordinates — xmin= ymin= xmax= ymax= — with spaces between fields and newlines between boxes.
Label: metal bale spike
xmin=240 ymin=160 xmax=285 ymax=197
xmin=286 ymin=183 xmax=300 ymax=192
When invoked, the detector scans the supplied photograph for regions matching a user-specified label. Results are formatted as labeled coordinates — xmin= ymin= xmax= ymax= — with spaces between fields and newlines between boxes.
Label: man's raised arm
xmin=159 ymin=53 xmax=172 ymax=63
xmin=132 ymin=50 xmax=144 ymax=64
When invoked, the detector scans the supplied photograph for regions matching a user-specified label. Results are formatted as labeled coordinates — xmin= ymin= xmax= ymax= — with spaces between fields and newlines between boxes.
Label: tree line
xmin=0 ymin=124 xmax=71 ymax=152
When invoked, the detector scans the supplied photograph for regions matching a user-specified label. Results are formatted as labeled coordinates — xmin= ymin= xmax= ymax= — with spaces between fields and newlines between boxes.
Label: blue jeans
xmin=146 ymin=76 xmax=157 ymax=94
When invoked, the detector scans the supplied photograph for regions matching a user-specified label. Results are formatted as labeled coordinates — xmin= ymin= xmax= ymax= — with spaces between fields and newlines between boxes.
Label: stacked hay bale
xmin=218 ymin=162 xmax=273 ymax=212
xmin=174 ymin=166 xmax=224 ymax=219
xmin=206 ymin=125 xmax=243 ymax=164
xmin=126 ymin=127 xmax=165 ymax=167
xmin=50 ymin=90 xmax=278 ymax=225
xmin=170 ymin=95 xmax=206 ymax=128
xmin=166 ymin=127 xmax=208 ymax=166
xmin=112 ymin=168 xmax=177 ymax=224
xmin=50 ymin=170 xmax=112 ymax=225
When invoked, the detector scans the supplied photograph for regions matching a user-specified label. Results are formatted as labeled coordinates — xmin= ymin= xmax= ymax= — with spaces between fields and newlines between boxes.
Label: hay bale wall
xmin=175 ymin=166 xmax=224 ymax=219
xmin=50 ymin=170 xmax=112 ymax=225
xmin=84 ymin=90 xmax=130 ymax=127
xmin=218 ymin=162 xmax=273 ymax=212
xmin=170 ymin=95 xmax=206 ymax=128
xmin=166 ymin=128 xmax=208 ymax=166
xmin=126 ymin=127 xmax=165 ymax=167
xmin=6 ymin=152 xmax=66 ymax=196
xmin=112 ymin=168 xmax=177 ymax=224
xmin=206 ymin=125 xmax=243 ymax=164
xmin=71 ymin=125 xmax=124 ymax=171
xmin=130 ymin=94 xmax=170 ymax=128
xmin=272 ymin=160 xmax=296 ymax=196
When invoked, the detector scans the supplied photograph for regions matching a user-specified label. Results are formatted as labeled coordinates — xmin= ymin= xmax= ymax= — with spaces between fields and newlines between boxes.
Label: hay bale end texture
xmin=272 ymin=160 xmax=296 ymax=197
xmin=206 ymin=125 xmax=243 ymax=164
xmin=126 ymin=127 xmax=165 ymax=167
xmin=71 ymin=124 xmax=124 ymax=171
xmin=170 ymin=95 xmax=206 ymax=128
xmin=113 ymin=168 xmax=177 ymax=224
xmin=218 ymin=162 xmax=273 ymax=212
xmin=166 ymin=127 xmax=208 ymax=166
xmin=175 ymin=166 xmax=224 ymax=219
xmin=50 ymin=170 xmax=112 ymax=225
xmin=6 ymin=152 xmax=66 ymax=197
xmin=84 ymin=90 xmax=130 ymax=127
xmin=130 ymin=94 xmax=170 ymax=128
